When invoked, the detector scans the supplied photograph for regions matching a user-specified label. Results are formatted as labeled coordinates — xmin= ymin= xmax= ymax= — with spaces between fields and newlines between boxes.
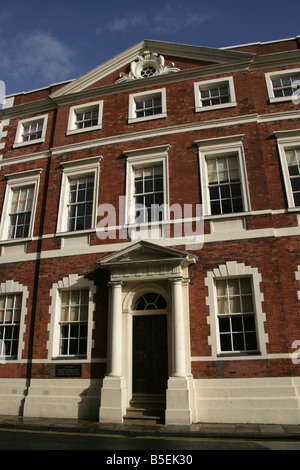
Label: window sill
xmin=0 ymin=237 xmax=31 ymax=246
xmin=218 ymin=351 xmax=261 ymax=358
xmin=195 ymin=102 xmax=237 ymax=113
xmin=0 ymin=357 xmax=18 ymax=361
xmin=66 ymin=125 xmax=102 ymax=136
xmin=204 ymin=211 xmax=251 ymax=221
xmin=128 ymin=113 xmax=167 ymax=124
xmin=13 ymin=138 xmax=45 ymax=148
xmin=268 ymin=96 xmax=295 ymax=104
xmin=55 ymin=228 xmax=95 ymax=238
xmin=53 ymin=356 xmax=87 ymax=361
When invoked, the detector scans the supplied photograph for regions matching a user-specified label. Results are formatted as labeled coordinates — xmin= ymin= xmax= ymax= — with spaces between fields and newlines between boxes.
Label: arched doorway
xmin=132 ymin=292 xmax=168 ymax=395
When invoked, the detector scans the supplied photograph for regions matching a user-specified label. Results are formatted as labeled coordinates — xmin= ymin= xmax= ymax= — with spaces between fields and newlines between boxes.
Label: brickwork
xmin=0 ymin=37 xmax=299 ymax=405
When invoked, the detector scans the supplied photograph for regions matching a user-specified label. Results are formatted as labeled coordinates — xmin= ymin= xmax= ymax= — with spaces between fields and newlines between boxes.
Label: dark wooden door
xmin=133 ymin=315 xmax=168 ymax=394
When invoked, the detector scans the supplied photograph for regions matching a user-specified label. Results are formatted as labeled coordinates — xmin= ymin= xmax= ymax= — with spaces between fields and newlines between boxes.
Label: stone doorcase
xmin=98 ymin=240 xmax=198 ymax=425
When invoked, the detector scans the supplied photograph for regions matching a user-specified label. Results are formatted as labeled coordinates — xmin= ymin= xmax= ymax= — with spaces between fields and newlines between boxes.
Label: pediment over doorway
xmin=98 ymin=241 xmax=197 ymax=280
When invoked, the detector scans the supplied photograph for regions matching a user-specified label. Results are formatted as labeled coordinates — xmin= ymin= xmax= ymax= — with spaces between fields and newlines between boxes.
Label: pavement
xmin=0 ymin=415 xmax=300 ymax=440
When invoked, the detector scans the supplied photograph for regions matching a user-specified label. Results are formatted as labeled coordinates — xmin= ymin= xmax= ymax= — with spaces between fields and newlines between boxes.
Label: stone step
xmin=124 ymin=394 xmax=166 ymax=424
xmin=123 ymin=411 xmax=165 ymax=425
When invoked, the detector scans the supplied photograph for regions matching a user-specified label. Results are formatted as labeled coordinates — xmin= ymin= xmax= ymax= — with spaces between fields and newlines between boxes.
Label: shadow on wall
xmin=78 ymin=380 xmax=102 ymax=420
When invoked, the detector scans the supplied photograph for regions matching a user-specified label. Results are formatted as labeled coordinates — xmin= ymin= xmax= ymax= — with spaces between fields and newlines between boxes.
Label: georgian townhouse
xmin=0 ymin=37 xmax=300 ymax=425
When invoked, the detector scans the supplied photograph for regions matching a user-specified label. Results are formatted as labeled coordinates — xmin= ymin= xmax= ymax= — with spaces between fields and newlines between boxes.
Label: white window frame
xmin=275 ymin=129 xmax=300 ymax=210
xmin=0 ymin=169 xmax=42 ymax=242
xmin=265 ymin=68 xmax=300 ymax=103
xmin=205 ymin=261 xmax=268 ymax=359
xmin=196 ymin=135 xmax=250 ymax=217
xmin=66 ymin=100 xmax=103 ymax=135
xmin=56 ymin=156 xmax=101 ymax=235
xmin=0 ymin=280 xmax=29 ymax=362
xmin=194 ymin=77 xmax=236 ymax=112
xmin=128 ymin=88 xmax=167 ymax=124
xmin=124 ymin=145 xmax=170 ymax=226
xmin=13 ymin=114 xmax=48 ymax=148
xmin=47 ymin=274 xmax=96 ymax=361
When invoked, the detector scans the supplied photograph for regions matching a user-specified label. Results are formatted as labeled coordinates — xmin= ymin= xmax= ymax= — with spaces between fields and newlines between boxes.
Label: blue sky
xmin=0 ymin=0 xmax=299 ymax=97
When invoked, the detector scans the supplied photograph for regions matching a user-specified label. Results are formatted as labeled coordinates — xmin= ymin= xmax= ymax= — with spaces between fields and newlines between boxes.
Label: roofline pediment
xmin=50 ymin=39 xmax=255 ymax=99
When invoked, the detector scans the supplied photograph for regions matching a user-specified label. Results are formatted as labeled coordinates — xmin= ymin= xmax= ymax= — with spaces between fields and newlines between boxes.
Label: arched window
xmin=134 ymin=292 xmax=167 ymax=311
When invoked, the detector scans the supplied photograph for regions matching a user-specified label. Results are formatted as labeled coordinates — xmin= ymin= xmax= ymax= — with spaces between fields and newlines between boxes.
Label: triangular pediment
xmin=98 ymin=240 xmax=197 ymax=267
xmin=50 ymin=39 xmax=255 ymax=99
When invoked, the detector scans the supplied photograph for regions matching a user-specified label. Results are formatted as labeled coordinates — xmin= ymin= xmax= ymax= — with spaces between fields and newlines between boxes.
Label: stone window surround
xmin=205 ymin=260 xmax=268 ymax=359
xmin=13 ymin=114 xmax=49 ymax=148
xmin=0 ymin=279 xmax=29 ymax=361
xmin=194 ymin=76 xmax=237 ymax=112
xmin=265 ymin=68 xmax=300 ymax=103
xmin=0 ymin=168 xmax=42 ymax=243
xmin=66 ymin=100 xmax=104 ymax=136
xmin=128 ymin=88 xmax=167 ymax=124
xmin=47 ymin=274 xmax=96 ymax=361
xmin=195 ymin=134 xmax=250 ymax=217
xmin=56 ymin=156 xmax=101 ymax=236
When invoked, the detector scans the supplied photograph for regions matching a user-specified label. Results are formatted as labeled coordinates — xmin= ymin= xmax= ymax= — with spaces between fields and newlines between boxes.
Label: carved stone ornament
xmin=116 ymin=51 xmax=180 ymax=83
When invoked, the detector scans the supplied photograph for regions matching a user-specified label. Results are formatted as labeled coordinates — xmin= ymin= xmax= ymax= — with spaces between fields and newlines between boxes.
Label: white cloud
xmin=98 ymin=4 xmax=215 ymax=35
xmin=1 ymin=31 xmax=77 ymax=86
xmin=105 ymin=13 xmax=146 ymax=33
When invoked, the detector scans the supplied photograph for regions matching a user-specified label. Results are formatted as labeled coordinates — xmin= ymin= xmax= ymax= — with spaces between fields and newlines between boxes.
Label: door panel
xmin=133 ymin=315 xmax=168 ymax=394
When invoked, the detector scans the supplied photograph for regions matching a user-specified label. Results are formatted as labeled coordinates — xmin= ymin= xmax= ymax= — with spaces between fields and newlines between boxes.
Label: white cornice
xmin=0 ymin=151 xmax=50 ymax=168
xmin=250 ymin=50 xmax=300 ymax=70
xmin=195 ymin=134 xmax=245 ymax=148
xmin=2 ymin=109 xmax=300 ymax=165
xmin=0 ymin=98 xmax=56 ymax=120
xmin=123 ymin=144 xmax=171 ymax=158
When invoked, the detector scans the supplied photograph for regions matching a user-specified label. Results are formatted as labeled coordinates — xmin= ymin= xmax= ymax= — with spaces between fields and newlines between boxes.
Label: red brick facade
xmin=0 ymin=38 xmax=300 ymax=424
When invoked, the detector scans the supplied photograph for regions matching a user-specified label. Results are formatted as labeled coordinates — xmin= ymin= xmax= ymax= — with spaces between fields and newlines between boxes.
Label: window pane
xmin=228 ymin=279 xmax=239 ymax=295
xmin=6 ymin=295 xmax=14 ymax=310
xmin=145 ymin=178 xmax=153 ymax=193
xmin=242 ymin=295 xmax=254 ymax=313
xmin=240 ymin=278 xmax=252 ymax=294
xmin=231 ymin=184 xmax=242 ymax=198
xmin=294 ymin=192 xmax=300 ymax=206
xmin=233 ymin=333 xmax=244 ymax=351
xmin=232 ymin=196 xmax=243 ymax=213
xmin=245 ymin=332 xmax=258 ymax=350
xmin=211 ymin=200 xmax=221 ymax=215
xmin=216 ymin=280 xmax=227 ymax=296
xmin=230 ymin=296 xmax=241 ymax=313
xmin=209 ymin=186 xmax=219 ymax=200
xmin=218 ymin=297 xmax=229 ymax=314
xmin=60 ymin=306 xmax=69 ymax=322
xmin=291 ymin=178 xmax=300 ymax=192
xmin=61 ymin=291 xmax=70 ymax=306
xmin=219 ymin=316 xmax=230 ymax=332
xmin=70 ymin=290 xmax=79 ymax=305
xmin=80 ymin=306 xmax=88 ymax=321
xmin=244 ymin=315 xmax=256 ymax=331
xmin=231 ymin=316 xmax=243 ymax=331
xmin=220 ymin=334 xmax=232 ymax=351
xmin=14 ymin=309 xmax=21 ymax=323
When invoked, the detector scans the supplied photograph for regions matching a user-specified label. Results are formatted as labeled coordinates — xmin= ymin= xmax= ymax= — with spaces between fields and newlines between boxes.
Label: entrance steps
xmin=123 ymin=394 xmax=166 ymax=425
